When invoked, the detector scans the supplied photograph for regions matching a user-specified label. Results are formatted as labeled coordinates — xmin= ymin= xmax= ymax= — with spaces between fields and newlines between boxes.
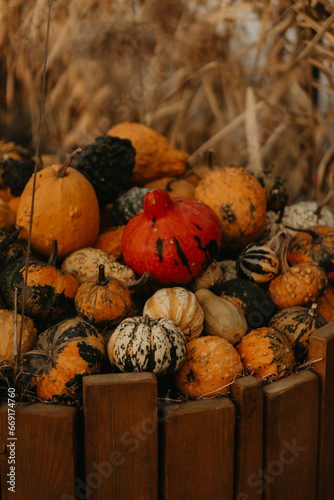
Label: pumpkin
xmin=236 ymin=242 xmax=280 ymax=284
xmin=212 ymin=278 xmax=275 ymax=329
xmin=173 ymin=335 xmax=243 ymax=400
xmin=264 ymin=201 xmax=334 ymax=241
xmin=0 ymin=309 xmax=37 ymax=364
xmin=111 ymin=186 xmax=150 ymax=225
xmin=316 ymin=285 xmax=334 ymax=322
xmin=145 ymin=176 xmax=196 ymax=198
xmin=16 ymin=149 xmax=100 ymax=259
xmin=75 ymin=264 xmax=133 ymax=329
xmin=61 ymin=247 xmax=136 ymax=286
xmin=268 ymin=234 xmax=328 ymax=309
xmin=195 ymin=166 xmax=267 ymax=250
xmin=107 ymin=315 xmax=187 ymax=376
xmin=93 ymin=226 xmax=126 ymax=260
xmin=0 ymin=142 xmax=35 ymax=196
xmin=287 ymin=226 xmax=334 ymax=273
xmin=236 ymin=326 xmax=295 ymax=380
xmin=0 ymin=240 xmax=79 ymax=322
xmin=190 ymin=260 xmax=224 ymax=291
xmin=194 ymin=288 xmax=247 ymax=344
xmin=143 ymin=287 xmax=204 ymax=342
xmin=0 ymin=197 xmax=16 ymax=232
xmin=121 ymin=189 xmax=222 ymax=284
xmin=0 ymin=226 xmax=26 ymax=274
xmin=107 ymin=122 xmax=189 ymax=186
xmin=26 ymin=317 xmax=106 ymax=403
xmin=269 ymin=304 xmax=327 ymax=364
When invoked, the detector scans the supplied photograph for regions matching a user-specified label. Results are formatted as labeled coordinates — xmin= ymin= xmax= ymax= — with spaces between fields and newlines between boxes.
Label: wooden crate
xmin=0 ymin=323 xmax=333 ymax=500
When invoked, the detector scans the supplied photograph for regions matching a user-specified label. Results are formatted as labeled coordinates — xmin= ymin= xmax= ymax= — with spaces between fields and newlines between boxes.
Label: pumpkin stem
xmin=12 ymin=225 xmax=23 ymax=241
xmin=207 ymin=149 xmax=214 ymax=171
xmin=128 ymin=272 xmax=150 ymax=291
xmin=144 ymin=314 xmax=151 ymax=327
xmin=98 ymin=264 xmax=108 ymax=285
xmin=47 ymin=239 xmax=58 ymax=267
xmin=55 ymin=148 xmax=82 ymax=178
xmin=285 ymin=225 xmax=323 ymax=243
xmin=308 ymin=303 xmax=318 ymax=317
xmin=277 ymin=232 xmax=291 ymax=274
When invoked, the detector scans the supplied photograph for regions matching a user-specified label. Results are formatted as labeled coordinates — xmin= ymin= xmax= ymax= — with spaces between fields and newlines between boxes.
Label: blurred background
xmin=0 ymin=0 xmax=334 ymax=204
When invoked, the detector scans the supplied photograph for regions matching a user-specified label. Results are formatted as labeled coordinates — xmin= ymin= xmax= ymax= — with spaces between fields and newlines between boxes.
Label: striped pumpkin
xmin=236 ymin=242 xmax=279 ymax=284
xmin=107 ymin=315 xmax=187 ymax=376
xmin=268 ymin=303 xmax=327 ymax=363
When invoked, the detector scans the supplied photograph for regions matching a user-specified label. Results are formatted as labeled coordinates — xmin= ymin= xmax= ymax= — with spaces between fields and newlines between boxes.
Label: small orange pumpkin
xmin=93 ymin=226 xmax=126 ymax=259
xmin=75 ymin=264 xmax=133 ymax=329
xmin=16 ymin=149 xmax=100 ymax=259
xmin=236 ymin=326 xmax=295 ymax=380
xmin=195 ymin=166 xmax=267 ymax=250
xmin=174 ymin=335 xmax=243 ymax=399
xmin=316 ymin=285 xmax=334 ymax=322
xmin=268 ymin=234 xmax=328 ymax=309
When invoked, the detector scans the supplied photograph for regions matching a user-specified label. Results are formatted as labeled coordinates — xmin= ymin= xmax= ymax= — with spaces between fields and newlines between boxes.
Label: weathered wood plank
xmin=159 ymin=396 xmax=235 ymax=500
xmin=263 ymin=370 xmax=319 ymax=500
xmin=83 ymin=372 xmax=158 ymax=500
xmin=231 ymin=376 xmax=263 ymax=500
xmin=0 ymin=403 xmax=78 ymax=500
xmin=309 ymin=322 xmax=334 ymax=500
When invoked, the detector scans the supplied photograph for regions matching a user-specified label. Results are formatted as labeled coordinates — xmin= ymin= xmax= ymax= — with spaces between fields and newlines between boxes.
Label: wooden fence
xmin=0 ymin=323 xmax=333 ymax=500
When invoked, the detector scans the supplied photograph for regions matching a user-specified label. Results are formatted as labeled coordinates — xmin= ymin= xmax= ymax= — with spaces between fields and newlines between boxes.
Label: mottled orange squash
xmin=93 ymin=226 xmax=126 ymax=259
xmin=174 ymin=335 xmax=243 ymax=399
xmin=75 ymin=264 xmax=133 ymax=329
xmin=27 ymin=317 xmax=106 ymax=403
xmin=236 ymin=326 xmax=295 ymax=380
xmin=108 ymin=122 xmax=189 ymax=185
xmin=195 ymin=166 xmax=267 ymax=250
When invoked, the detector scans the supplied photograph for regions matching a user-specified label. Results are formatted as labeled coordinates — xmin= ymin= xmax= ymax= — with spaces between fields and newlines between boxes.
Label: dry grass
xmin=1 ymin=0 xmax=334 ymax=203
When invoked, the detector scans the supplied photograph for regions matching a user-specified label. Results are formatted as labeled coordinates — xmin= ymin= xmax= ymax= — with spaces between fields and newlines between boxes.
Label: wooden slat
xmin=231 ymin=376 xmax=263 ymax=500
xmin=309 ymin=322 xmax=334 ymax=500
xmin=0 ymin=403 xmax=78 ymax=500
xmin=159 ymin=396 xmax=235 ymax=500
xmin=263 ymin=370 xmax=319 ymax=500
xmin=83 ymin=372 xmax=158 ymax=500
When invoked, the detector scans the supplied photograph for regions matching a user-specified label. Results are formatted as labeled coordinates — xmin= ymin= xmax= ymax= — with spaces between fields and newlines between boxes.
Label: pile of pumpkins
xmin=1 ymin=122 xmax=334 ymax=405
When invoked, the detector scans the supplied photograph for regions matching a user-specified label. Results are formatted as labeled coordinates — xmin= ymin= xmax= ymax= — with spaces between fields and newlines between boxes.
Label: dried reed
xmin=0 ymin=0 xmax=334 ymax=203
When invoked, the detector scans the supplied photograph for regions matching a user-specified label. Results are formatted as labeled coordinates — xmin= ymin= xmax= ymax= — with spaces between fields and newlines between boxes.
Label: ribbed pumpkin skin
xmin=236 ymin=243 xmax=279 ymax=284
xmin=75 ymin=274 xmax=133 ymax=329
xmin=269 ymin=305 xmax=327 ymax=363
xmin=143 ymin=287 xmax=204 ymax=342
xmin=16 ymin=165 xmax=100 ymax=259
xmin=0 ymin=256 xmax=79 ymax=321
xmin=268 ymin=262 xmax=328 ymax=309
xmin=195 ymin=167 xmax=267 ymax=250
xmin=28 ymin=318 xmax=106 ymax=403
xmin=121 ymin=189 xmax=222 ymax=284
xmin=287 ymin=226 xmax=334 ymax=273
xmin=107 ymin=316 xmax=187 ymax=376
xmin=174 ymin=335 xmax=243 ymax=400
xmin=236 ymin=327 xmax=295 ymax=380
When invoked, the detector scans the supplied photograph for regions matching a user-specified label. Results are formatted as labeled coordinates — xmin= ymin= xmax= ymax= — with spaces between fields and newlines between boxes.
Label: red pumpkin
xmin=121 ymin=189 xmax=222 ymax=284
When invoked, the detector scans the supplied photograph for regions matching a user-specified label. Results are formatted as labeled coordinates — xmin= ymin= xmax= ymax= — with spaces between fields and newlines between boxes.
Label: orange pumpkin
xmin=93 ymin=226 xmax=126 ymax=259
xmin=174 ymin=335 xmax=243 ymax=399
xmin=16 ymin=149 xmax=100 ymax=259
xmin=316 ymin=285 xmax=334 ymax=322
xmin=195 ymin=166 xmax=267 ymax=250
xmin=75 ymin=264 xmax=133 ymax=329
xmin=108 ymin=122 xmax=189 ymax=186
xmin=268 ymin=234 xmax=328 ymax=309
xmin=236 ymin=326 xmax=295 ymax=380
